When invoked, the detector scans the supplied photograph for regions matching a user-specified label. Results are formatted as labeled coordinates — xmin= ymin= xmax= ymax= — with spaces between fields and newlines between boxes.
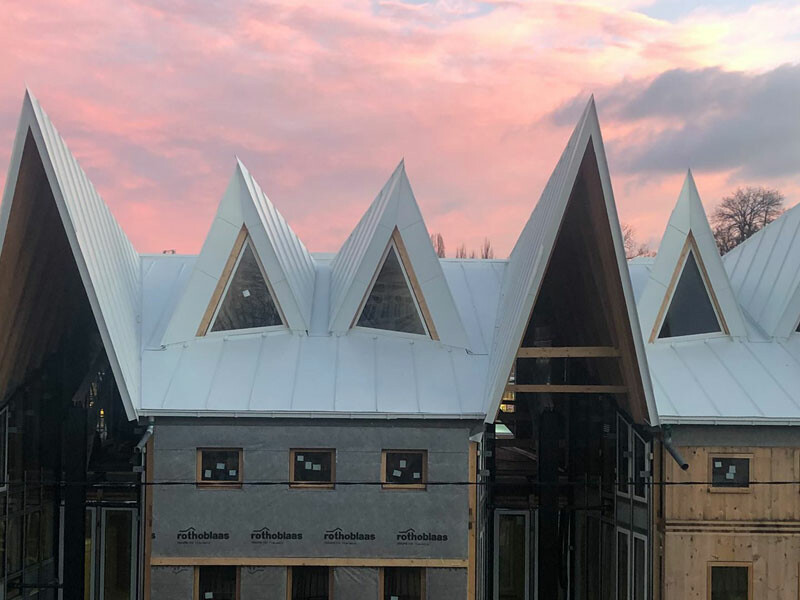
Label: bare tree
xmin=480 ymin=238 xmax=494 ymax=259
xmin=430 ymin=233 xmax=446 ymax=258
xmin=455 ymin=243 xmax=467 ymax=259
xmin=469 ymin=249 xmax=477 ymax=259
xmin=712 ymin=186 xmax=784 ymax=253
xmin=622 ymin=224 xmax=653 ymax=259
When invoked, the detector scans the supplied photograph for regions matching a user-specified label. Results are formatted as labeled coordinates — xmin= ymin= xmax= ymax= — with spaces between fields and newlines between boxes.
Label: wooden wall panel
xmin=664 ymin=533 xmax=800 ymax=600
xmin=665 ymin=446 xmax=800 ymax=523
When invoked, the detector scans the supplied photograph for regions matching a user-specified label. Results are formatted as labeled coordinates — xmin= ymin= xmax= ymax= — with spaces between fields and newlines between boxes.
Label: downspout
xmin=663 ymin=427 xmax=688 ymax=470
xmin=134 ymin=418 xmax=154 ymax=454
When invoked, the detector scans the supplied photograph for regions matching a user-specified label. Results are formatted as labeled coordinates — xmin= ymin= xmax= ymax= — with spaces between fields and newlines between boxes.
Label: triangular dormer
xmin=484 ymin=98 xmax=657 ymax=426
xmin=328 ymin=161 xmax=468 ymax=347
xmin=638 ymin=171 xmax=746 ymax=342
xmin=161 ymin=161 xmax=314 ymax=344
xmin=199 ymin=228 xmax=285 ymax=334
xmin=354 ymin=230 xmax=431 ymax=336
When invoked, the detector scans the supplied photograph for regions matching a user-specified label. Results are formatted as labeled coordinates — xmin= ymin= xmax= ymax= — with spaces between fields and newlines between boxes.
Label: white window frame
xmin=493 ymin=510 xmax=530 ymax=600
xmin=632 ymin=430 xmax=649 ymax=503
xmin=617 ymin=416 xmax=632 ymax=498
xmin=616 ymin=527 xmax=631 ymax=600
xmin=632 ymin=532 xmax=648 ymax=600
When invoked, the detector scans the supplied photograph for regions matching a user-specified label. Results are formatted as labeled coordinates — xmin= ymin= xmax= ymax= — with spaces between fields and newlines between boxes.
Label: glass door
xmin=98 ymin=508 xmax=137 ymax=600
xmin=493 ymin=510 xmax=530 ymax=600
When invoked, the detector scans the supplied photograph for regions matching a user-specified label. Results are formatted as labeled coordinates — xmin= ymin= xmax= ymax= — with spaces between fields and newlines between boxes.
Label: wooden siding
xmin=662 ymin=445 xmax=800 ymax=600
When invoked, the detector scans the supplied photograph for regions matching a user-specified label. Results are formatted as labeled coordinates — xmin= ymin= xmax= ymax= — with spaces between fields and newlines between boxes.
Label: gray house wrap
xmin=151 ymin=417 xmax=475 ymax=560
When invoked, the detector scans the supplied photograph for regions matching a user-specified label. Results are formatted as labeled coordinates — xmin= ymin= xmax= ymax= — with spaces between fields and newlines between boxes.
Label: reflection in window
xmin=659 ymin=251 xmax=721 ymax=338
xmin=291 ymin=566 xmax=330 ymax=600
xmin=197 ymin=566 xmax=238 ymax=600
xmin=633 ymin=435 xmax=647 ymax=499
xmin=617 ymin=418 xmax=631 ymax=495
xmin=617 ymin=530 xmax=629 ymax=600
xmin=633 ymin=536 xmax=646 ymax=600
xmin=290 ymin=450 xmax=334 ymax=487
xmin=357 ymin=245 xmax=426 ymax=335
xmin=198 ymin=449 xmax=242 ymax=486
xmin=710 ymin=565 xmax=749 ymax=600
xmin=711 ymin=457 xmax=750 ymax=489
xmin=210 ymin=241 xmax=282 ymax=333
xmin=383 ymin=450 xmax=426 ymax=488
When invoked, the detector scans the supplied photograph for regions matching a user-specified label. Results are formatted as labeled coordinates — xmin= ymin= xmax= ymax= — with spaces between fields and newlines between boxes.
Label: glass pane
xmin=617 ymin=531 xmax=629 ymax=600
xmin=200 ymin=450 xmax=241 ymax=483
xmin=103 ymin=510 xmax=133 ymax=600
xmin=198 ymin=566 xmax=236 ymax=600
xmin=25 ymin=511 xmax=40 ymax=566
xmin=711 ymin=566 xmax=749 ymax=600
xmin=292 ymin=566 xmax=329 ymax=600
xmin=633 ymin=537 xmax=646 ymax=600
xmin=357 ymin=246 xmax=426 ymax=335
xmin=85 ymin=511 xmax=94 ymax=600
xmin=497 ymin=514 xmax=526 ymax=600
xmin=659 ymin=251 xmax=721 ymax=338
xmin=384 ymin=567 xmax=422 ymax=600
xmin=211 ymin=242 xmax=282 ymax=332
xmin=711 ymin=457 xmax=750 ymax=488
xmin=8 ymin=515 xmax=22 ymax=574
xmin=385 ymin=452 xmax=425 ymax=485
xmin=292 ymin=451 xmax=333 ymax=484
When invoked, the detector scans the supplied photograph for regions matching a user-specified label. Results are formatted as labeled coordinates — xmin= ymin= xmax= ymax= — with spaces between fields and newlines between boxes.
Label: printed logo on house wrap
xmin=176 ymin=527 xmax=230 ymax=545
xmin=323 ymin=527 xmax=376 ymax=545
xmin=250 ymin=527 xmax=303 ymax=544
xmin=396 ymin=528 xmax=448 ymax=545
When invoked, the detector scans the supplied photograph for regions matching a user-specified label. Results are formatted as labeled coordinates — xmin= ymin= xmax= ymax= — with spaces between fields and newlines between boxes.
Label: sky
xmin=1 ymin=0 xmax=799 ymax=257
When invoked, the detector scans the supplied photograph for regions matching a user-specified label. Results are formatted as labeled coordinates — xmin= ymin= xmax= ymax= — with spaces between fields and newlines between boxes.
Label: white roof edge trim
xmin=483 ymin=97 xmax=659 ymax=426
xmin=659 ymin=416 xmax=800 ymax=426
xmin=138 ymin=409 xmax=486 ymax=420
xmin=328 ymin=161 xmax=470 ymax=348
xmin=638 ymin=171 xmax=747 ymax=342
xmin=161 ymin=160 xmax=315 ymax=344
xmin=0 ymin=90 xmax=141 ymax=420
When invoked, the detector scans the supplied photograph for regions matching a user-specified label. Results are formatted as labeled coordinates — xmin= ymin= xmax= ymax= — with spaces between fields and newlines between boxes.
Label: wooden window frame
xmin=381 ymin=450 xmax=428 ymax=490
xmin=708 ymin=453 xmax=752 ymax=494
xmin=196 ymin=448 xmax=243 ymax=489
xmin=289 ymin=449 xmax=336 ymax=489
xmin=286 ymin=566 xmax=335 ymax=600
xmin=707 ymin=562 xmax=752 ymax=600
xmin=379 ymin=567 xmax=426 ymax=600
xmin=194 ymin=565 xmax=241 ymax=600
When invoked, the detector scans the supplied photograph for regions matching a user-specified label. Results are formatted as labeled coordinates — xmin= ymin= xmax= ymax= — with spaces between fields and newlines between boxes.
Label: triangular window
xmin=658 ymin=251 xmax=721 ymax=339
xmin=209 ymin=239 xmax=283 ymax=333
xmin=356 ymin=243 xmax=428 ymax=335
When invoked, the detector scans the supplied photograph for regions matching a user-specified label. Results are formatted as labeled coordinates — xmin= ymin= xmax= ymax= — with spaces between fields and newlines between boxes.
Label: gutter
xmin=663 ymin=427 xmax=689 ymax=470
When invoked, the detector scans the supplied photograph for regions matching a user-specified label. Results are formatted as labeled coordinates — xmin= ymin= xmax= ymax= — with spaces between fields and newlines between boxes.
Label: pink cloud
xmin=0 ymin=0 xmax=798 ymax=257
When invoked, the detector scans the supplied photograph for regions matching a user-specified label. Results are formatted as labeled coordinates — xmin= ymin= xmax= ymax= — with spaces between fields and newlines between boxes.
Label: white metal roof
xmin=723 ymin=202 xmax=800 ymax=339
xmin=630 ymin=188 xmax=800 ymax=425
xmin=0 ymin=91 xmax=141 ymax=419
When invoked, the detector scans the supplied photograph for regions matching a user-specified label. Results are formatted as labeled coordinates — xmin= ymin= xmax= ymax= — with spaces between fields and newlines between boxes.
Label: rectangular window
xmin=709 ymin=564 xmax=751 ymax=600
xmin=633 ymin=535 xmax=646 ymax=600
xmin=197 ymin=449 xmax=242 ymax=487
xmin=617 ymin=530 xmax=629 ymax=600
xmin=382 ymin=450 xmax=427 ymax=489
xmin=290 ymin=449 xmax=335 ymax=488
xmin=290 ymin=566 xmax=331 ymax=600
xmin=383 ymin=567 xmax=424 ymax=600
xmin=710 ymin=455 xmax=750 ymax=491
xmin=196 ymin=566 xmax=238 ymax=600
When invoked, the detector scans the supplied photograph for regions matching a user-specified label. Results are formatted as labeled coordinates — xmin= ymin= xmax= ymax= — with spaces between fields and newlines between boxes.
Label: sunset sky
xmin=1 ymin=0 xmax=799 ymax=257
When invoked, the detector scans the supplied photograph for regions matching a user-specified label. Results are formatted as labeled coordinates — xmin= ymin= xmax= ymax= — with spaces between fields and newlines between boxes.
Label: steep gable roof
xmin=724 ymin=203 xmax=800 ymax=338
xmin=328 ymin=161 xmax=469 ymax=348
xmin=0 ymin=90 xmax=141 ymax=418
xmin=484 ymin=98 xmax=657 ymax=425
xmin=161 ymin=160 xmax=315 ymax=344
xmin=638 ymin=171 xmax=747 ymax=341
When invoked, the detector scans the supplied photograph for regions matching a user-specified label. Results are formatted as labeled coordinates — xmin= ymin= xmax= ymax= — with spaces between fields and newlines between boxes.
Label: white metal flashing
xmin=483 ymin=98 xmax=657 ymax=425
xmin=161 ymin=160 xmax=315 ymax=344
xmin=328 ymin=161 xmax=470 ymax=348
xmin=638 ymin=171 xmax=747 ymax=341
xmin=0 ymin=90 xmax=141 ymax=419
